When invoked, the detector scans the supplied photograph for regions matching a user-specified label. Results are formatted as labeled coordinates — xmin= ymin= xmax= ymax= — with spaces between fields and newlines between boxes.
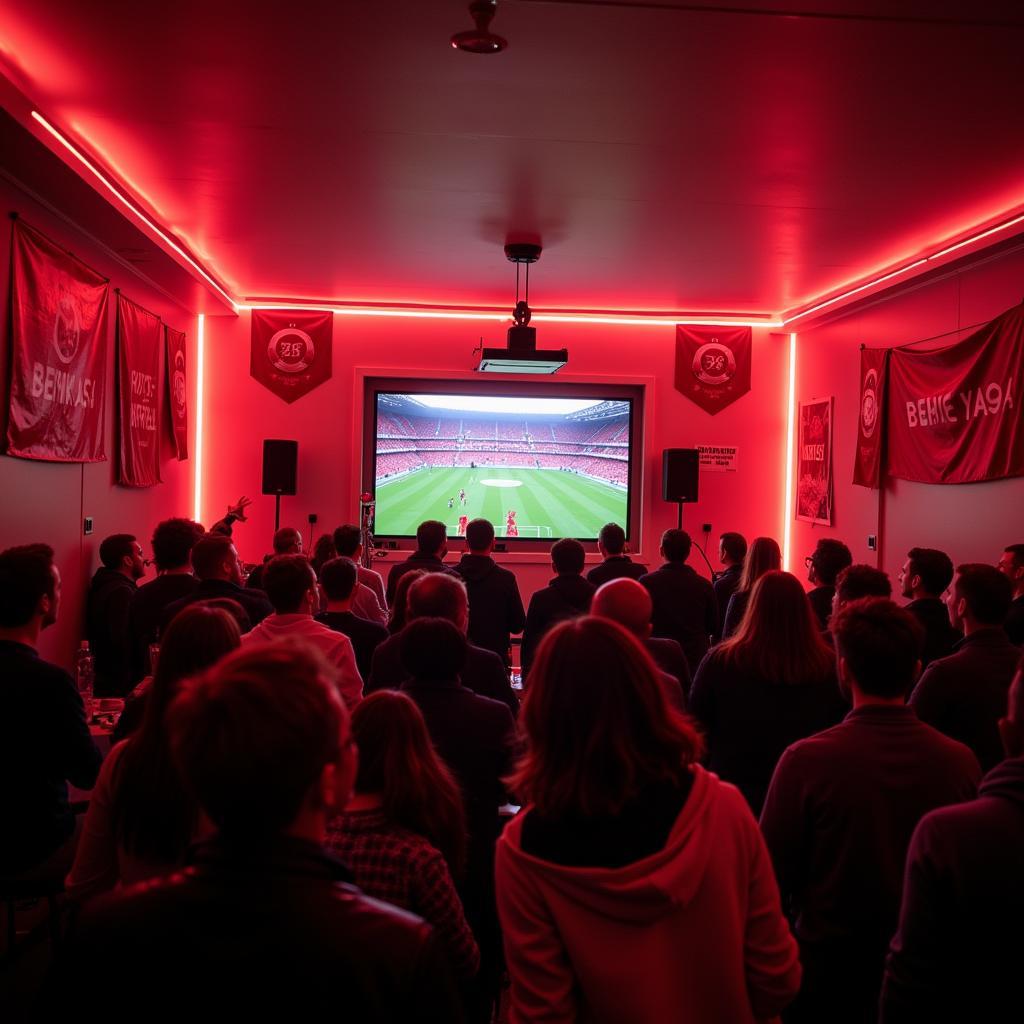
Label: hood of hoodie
xmin=500 ymin=766 xmax=724 ymax=926
xmin=456 ymin=553 xmax=497 ymax=583
xmin=979 ymin=755 xmax=1024 ymax=810
xmin=89 ymin=566 xmax=136 ymax=598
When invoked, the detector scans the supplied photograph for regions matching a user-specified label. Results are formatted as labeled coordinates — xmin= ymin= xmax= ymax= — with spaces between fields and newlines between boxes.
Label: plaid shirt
xmin=327 ymin=809 xmax=480 ymax=980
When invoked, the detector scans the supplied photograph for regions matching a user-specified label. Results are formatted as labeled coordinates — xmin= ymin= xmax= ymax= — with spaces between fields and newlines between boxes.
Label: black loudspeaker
xmin=662 ymin=448 xmax=700 ymax=503
xmin=262 ymin=439 xmax=298 ymax=495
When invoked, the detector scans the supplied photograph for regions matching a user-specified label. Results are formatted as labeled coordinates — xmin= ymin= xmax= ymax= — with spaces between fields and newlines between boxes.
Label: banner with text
xmin=117 ymin=294 xmax=162 ymax=487
xmin=6 ymin=220 xmax=109 ymax=462
xmin=853 ymin=347 xmax=889 ymax=488
xmin=886 ymin=302 xmax=1023 ymax=484
xmin=165 ymin=326 xmax=189 ymax=460
xmin=251 ymin=309 xmax=333 ymax=403
xmin=697 ymin=444 xmax=739 ymax=471
xmin=796 ymin=397 xmax=833 ymax=525
xmin=675 ymin=326 xmax=751 ymax=415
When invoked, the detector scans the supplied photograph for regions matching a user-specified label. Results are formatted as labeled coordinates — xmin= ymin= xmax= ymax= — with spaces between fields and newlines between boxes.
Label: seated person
xmin=315 ymin=557 xmax=389 ymax=681
xmin=334 ymin=523 xmax=388 ymax=612
xmin=585 ymin=522 xmax=645 ymax=588
xmin=385 ymin=520 xmax=459 ymax=607
xmin=245 ymin=526 xmax=303 ymax=590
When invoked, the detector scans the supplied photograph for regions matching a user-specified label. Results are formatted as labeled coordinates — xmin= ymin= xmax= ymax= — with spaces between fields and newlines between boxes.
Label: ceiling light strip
xmin=783 ymin=259 xmax=928 ymax=325
xmin=926 ymin=212 xmax=1024 ymax=261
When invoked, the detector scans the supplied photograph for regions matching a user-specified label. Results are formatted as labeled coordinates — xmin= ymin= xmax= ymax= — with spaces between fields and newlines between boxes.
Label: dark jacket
xmin=86 ymin=567 xmax=137 ymax=697
xmin=807 ymin=585 xmax=835 ymax=632
xmin=161 ymin=578 xmax=274 ymax=634
xmin=385 ymin=552 xmax=459 ymax=607
xmin=712 ymin=564 xmax=742 ymax=641
xmin=639 ymin=562 xmax=716 ymax=677
xmin=1004 ymin=594 xmax=1024 ymax=646
xmin=721 ymin=588 xmax=749 ymax=640
xmin=128 ymin=573 xmax=199 ymax=682
xmin=521 ymin=574 xmax=596 ymax=677
xmin=585 ymin=556 xmax=646 ymax=588
xmin=453 ymin=554 xmax=525 ymax=665
xmin=909 ymin=627 xmax=1021 ymax=771
xmin=881 ymin=756 xmax=1024 ymax=1023
xmin=316 ymin=610 xmax=389 ymax=682
xmin=645 ymin=636 xmax=692 ymax=698
xmin=905 ymin=596 xmax=960 ymax=668
xmin=45 ymin=836 xmax=462 ymax=1022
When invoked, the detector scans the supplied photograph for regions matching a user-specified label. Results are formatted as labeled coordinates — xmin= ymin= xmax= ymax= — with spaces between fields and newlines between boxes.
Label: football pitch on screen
xmin=374 ymin=467 xmax=627 ymax=539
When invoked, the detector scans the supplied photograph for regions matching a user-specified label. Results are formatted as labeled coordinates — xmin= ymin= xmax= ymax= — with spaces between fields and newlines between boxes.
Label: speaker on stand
xmin=262 ymin=439 xmax=298 ymax=532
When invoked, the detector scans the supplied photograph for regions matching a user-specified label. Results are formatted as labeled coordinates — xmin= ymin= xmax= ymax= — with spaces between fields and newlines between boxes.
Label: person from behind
xmin=826 ymin=564 xmax=892 ymax=646
xmin=0 ymin=544 xmax=101 ymax=876
xmin=385 ymin=520 xmax=458 ymax=607
xmin=453 ymin=518 xmax=525 ymax=665
xmin=721 ymin=536 xmax=781 ymax=640
xmin=585 ymin=522 xmax=646 ymax=588
xmin=712 ymin=531 xmax=746 ymax=641
xmin=496 ymin=616 xmax=801 ymax=1023
xmin=47 ymin=643 xmax=463 ymax=1020
xmin=760 ymin=598 xmax=980 ymax=1023
xmin=309 ymin=534 xmax=337 ymax=578
xmin=881 ymin=653 xmax=1024 ymax=1022
xmin=327 ymin=691 xmax=480 ymax=985
xmin=334 ymin=523 xmax=388 ymax=612
xmin=804 ymin=537 xmax=853 ymax=631
xmin=316 ymin=556 xmax=389 ymax=681
xmin=388 ymin=568 xmax=427 ymax=635
xmin=245 ymin=527 xmax=303 ymax=590
xmin=242 ymin=554 xmax=362 ymax=708
xmin=66 ymin=605 xmax=241 ymax=902
xmin=690 ymin=571 xmax=845 ymax=816
xmin=909 ymin=563 xmax=1018 ymax=771
xmin=899 ymin=546 xmax=960 ymax=666
xmin=997 ymin=543 xmax=1024 ymax=645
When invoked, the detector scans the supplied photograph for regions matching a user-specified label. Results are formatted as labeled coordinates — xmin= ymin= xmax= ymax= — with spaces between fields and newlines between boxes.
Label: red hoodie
xmin=496 ymin=765 xmax=800 ymax=1023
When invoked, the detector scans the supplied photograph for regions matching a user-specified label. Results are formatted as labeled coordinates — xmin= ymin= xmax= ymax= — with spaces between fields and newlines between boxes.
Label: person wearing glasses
xmin=804 ymin=539 xmax=852 ymax=632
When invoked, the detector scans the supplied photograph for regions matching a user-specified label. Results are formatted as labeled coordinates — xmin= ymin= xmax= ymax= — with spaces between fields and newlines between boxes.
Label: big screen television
xmin=362 ymin=377 xmax=644 ymax=548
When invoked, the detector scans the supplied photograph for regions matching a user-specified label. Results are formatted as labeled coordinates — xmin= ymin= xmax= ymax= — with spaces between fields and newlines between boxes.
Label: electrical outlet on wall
xmin=83 ymin=517 xmax=93 ymax=535
xmin=308 ymin=513 xmax=318 ymax=525
xmin=867 ymin=535 xmax=877 ymax=551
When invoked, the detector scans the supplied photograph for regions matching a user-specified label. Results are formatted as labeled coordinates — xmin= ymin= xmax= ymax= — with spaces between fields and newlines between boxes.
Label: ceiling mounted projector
xmin=476 ymin=242 xmax=569 ymax=374
xmin=451 ymin=1 xmax=508 ymax=54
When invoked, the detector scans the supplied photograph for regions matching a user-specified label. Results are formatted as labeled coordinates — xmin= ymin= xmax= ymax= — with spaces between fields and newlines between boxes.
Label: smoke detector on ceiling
xmin=451 ymin=0 xmax=508 ymax=54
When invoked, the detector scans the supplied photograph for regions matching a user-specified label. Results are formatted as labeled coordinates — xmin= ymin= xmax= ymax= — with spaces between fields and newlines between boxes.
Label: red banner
xmin=796 ymin=397 xmax=833 ymax=524
xmin=886 ymin=303 xmax=1024 ymax=484
xmin=165 ymin=326 xmax=189 ymax=460
xmin=6 ymin=220 xmax=109 ymax=462
xmin=117 ymin=294 xmax=162 ymax=487
xmin=250 ymin=310 xmax=333 ymax=403
xmin=675 ymin=326 xmax=751 ymax=415
xmin=853 ymin=347 xmax=889 ymax=488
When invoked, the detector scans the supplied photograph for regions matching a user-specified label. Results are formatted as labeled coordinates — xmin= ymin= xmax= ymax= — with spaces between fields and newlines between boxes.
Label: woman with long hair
xmin=310 ymin=534 xmax=337 ymax=577
xmin=721 ymin=535 xmax=782 ymax=640
xmin=66 ymin=604 xmax=241 ymax=901
xmin=497 ymin=616 xmax=800 ymax=1023
xmin=326 ymin=690 xmax=479 ymax=982
xmin=387 ymin=568 xmax=425 ymax=634
xmin=690 ymin=570 xmax=846 ymax=814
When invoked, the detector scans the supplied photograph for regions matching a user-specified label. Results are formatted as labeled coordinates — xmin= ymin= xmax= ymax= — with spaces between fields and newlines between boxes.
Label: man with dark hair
xmin=87 ymin=533 xmax=147 ymax=697
xmin=385 ymin=520 xmax=458 ymax=607
xmin=586 ymin=522 xmax=645 ymax=588
xmin=315 ymin=557 xmax=388 ymax=681
xmin=639 ymin=529 xmax=716 ymax=677
xmin=881 ymin=654 xmax=1024 ymax=1022
xmin=761 ymin=598 xmax=980 ymax=1024
xmin=997 ymin=543 xmax=1024 ymax=645
xmin=333 ymin=523 xmax=387 ymax=613
xmin=713 ymin=531 xmax=747 ymax=641
xmin=805 ymin=538 xmax=853 ymax=631
xmin=46 ymin=643 xmax=462 ymax=1019
xmin=162 ymin=534 xmax=272 ymax=633
xmin=827 ymin=564 xmax=892 ymax=641
xmin=910 ymin=563 xmax=1018 ymax=771
xmin=0 ymin=544 xmax=101 ymax=875
xmin=454 ymin=517 xmax=525 ymax=664
xmin=521 ymin=539 xmax=596 ymax=678
xmin=899 ymin=546 xmax=959 ymax=666
xmin=242 ymin=554 xmax=362 ymax=708
xmin=368 ymin=572 xmax=517 ymax=716
xmin=245 ymin=526 xmax=303 ymax=590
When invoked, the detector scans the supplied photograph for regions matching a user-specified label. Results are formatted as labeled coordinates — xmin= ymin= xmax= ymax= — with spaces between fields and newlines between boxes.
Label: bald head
xmin=592 ymin=578 xmax=652 ymax=641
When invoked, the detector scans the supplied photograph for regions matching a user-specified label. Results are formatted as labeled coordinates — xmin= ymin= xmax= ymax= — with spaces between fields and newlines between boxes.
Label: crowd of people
xmin=2 ymin=508 xmax=1023 ymax=1022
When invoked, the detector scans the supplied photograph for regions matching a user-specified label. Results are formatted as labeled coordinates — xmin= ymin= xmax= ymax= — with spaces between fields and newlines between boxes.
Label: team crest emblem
xmin=268 ymin=326 xmax=315 ymax=374
xmin=860 ymin=368 xmax=879 ymax=439
xmin=691 ymin=341 xmax=737 ymax=386
xmin=172 ymin=350 xmax=187 ymax=420
xmin=52 ymin=287 xmax=83 ymax=365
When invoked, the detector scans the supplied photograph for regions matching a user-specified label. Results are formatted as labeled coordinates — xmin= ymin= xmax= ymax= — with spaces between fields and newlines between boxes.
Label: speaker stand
xmin=274 ymin=493 xmax=282 ymax=533
xmin=676 ymin=499 xmax=719 ymax=580
xmin=676 ymin=500 xmax=685 ymax=531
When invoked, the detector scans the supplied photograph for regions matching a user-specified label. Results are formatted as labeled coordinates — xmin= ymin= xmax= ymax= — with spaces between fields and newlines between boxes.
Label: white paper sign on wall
xmin=697 ymin=445 xmax=738 ymax=472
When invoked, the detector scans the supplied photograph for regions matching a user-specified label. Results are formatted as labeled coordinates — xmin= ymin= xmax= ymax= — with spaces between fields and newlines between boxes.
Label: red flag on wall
xmin=852 ymin=347 xmax=889 ymax=488
xmin=165 ymin=325 xmax=189 ymax=460
xmin=6 ymin=220 xmax=109 ymax=461
xmin=675 ymin=326 xmax=752 ymax=415
xmin=250 ymin=310 xmax=333 ymax=403
xmin=117 ymin=294 xmax=162 ymax=487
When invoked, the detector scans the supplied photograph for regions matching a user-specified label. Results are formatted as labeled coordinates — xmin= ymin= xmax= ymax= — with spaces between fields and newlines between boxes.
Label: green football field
xmin=374 ymin=467 xmax=627 ymax=539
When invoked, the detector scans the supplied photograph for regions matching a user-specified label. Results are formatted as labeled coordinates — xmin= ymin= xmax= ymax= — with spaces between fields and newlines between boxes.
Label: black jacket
xmin=44 ymin=836 xmax=462 ymax=1022
xmin=128 ymin=573 xmax=199 ymax=683
xmin=520 ymin=573 xmax=596 ymax=677
xmin=712 ymin=564 xmax=742 ymax=641
xmin=453 ymin=554 xmax=525 ymax=664
xmin=645 ymin=636 xmax=692 ymax=697
xmin=1004 ymin=594 xmax=1024 ymax=646
xmin=639 ymin=562 xmax=716 ymax=677
xmin=807 ymin=585 xmax=835 ymax=632
xmin=161 ymin=578 xmax=274 ymax=634
xmin=905 ymin=596 xmax=961 ymax=668
xmin=385 ymin=552 xmax=459 ymax=606
xmin=585 ymin=556 xmax=646 ymax=588
xmin=316 ymin=610 xmax=389 ymax=682
xmin=86 ymin=567 xmax=137 ymax=697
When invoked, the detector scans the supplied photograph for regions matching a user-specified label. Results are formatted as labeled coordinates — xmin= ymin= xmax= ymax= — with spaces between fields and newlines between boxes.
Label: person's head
xmin=193 ymin=597 xmax=251 ymax=633
xmin=263 ymin=554 xmax=318 ymax=615
xmin=310 ymin=535 xmax=337 ymax=576
xmin=550 ymin=537 xmax=585 ymax=575
xmin=719 ymin=531 xmax=747 ymax=567
xmin=997 ymin=654 xmax=1024 ymax=759
xmin=510 ymin=617 xmax=702 ymax=818
xmin=151 ymin=518 xmax=205 ymax=572
xmin=272 ymin=527 xmax=303 ymax=556
xmin=406 ymin=573 xmax=469 ymax=632
xmin=592 ymin=578 xmax=653 ymax=641
xmin=350 ymin=691 xmax=466 ymax=874
xmin=332 ymin=524 xmax=362 ymax=559
xmin=388 ymin=569 xmax=426 ymax=633
xmin=415 ymin=520 xmax=447 ymax=557
xmin=946 ymin=563 xmax=1013 ymax=632
xmin=190 ymin=534 xmax=243 ymax=585
xmin=806 ymin=538 xmax=852 ymax=587
xmin=399 ymin=617 xmax=468 ymax=681
xmin=660 ymin=529 xmax=692 ymax=564
xmin=738 ymin=536 xmax=782 ymax=593
xmin=320 ymin=557 xmax=359 ymax=605
xmin=598 ymin=523 xmax=627 ymax=558
xmin=168 ymin=642 xmax=356 ymax=843
xmin=100 ymin=533 xmax=146 ymax=581
xmin=831 ymin=598 xmax=923 ymax=702
xmin=0 ymin=544 xmax=60 ymax=633
xmin=834 ymin=564 xmax=892 ymax=617
xmin=997 ymin=544 xmax=1024 ymax=597
xmin=900 ymin=547 xmax=954 ymax=600
xmin=720 ymin=571 xmax=833 ymax=686
xmin=465 ymin=518 xmax=495 ymax=554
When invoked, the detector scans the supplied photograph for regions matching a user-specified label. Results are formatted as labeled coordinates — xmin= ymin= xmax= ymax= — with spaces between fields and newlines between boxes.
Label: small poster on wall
xmin=697 ymin=445 xmax=739 ymax=471
xmin=796 ymin=397 xmax=833 ymax=525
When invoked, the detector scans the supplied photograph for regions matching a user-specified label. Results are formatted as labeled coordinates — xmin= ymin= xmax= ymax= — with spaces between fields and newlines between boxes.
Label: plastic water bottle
xmin=75 ymin=641 xmax=94 ymax=717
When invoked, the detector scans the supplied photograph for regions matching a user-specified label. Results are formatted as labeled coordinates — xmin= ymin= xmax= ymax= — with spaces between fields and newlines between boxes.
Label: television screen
xmin=370 ymin=389 xmax=635 ymax=542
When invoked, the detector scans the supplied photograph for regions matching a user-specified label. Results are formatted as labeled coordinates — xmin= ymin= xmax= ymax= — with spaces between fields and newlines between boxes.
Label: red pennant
xmin=250 ymin=310 xmax=333 ymax=403
xmin=165 ymin=325 xmax=189 ymax=461
xmin=675 ymin=326 xmax=752 ymax=415
xmin=853 ymin=347 xmax=889 ymax=488
xmin=117 ymin=294 xmax=162 ymax=487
